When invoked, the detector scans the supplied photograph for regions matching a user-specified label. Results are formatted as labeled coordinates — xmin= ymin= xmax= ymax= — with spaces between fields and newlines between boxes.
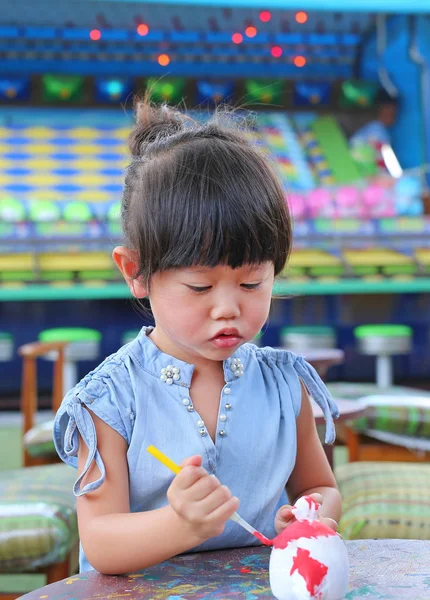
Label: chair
xmin=280 ymin=325 xmax=336 ymax=352
xmin=344 ymin=395 xmax=430 ymax=463
xmin=0 ymin=463 xmax=78 ymax=600
xmin=38 ymin=327 xmax=101 ymax=395
xmin=354 ymin=324 xmax=412 ymax=389
xmin=337 ymin=461 xmax=430 ymax=540
xmin=19 ymin=341 xmax=67 ymax=467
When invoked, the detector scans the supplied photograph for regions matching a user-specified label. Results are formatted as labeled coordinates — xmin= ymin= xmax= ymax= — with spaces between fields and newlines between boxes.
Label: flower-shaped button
xmin=160 ymin=365 xmax=181 ymax=385
xmin=230 ymin=357 xmax=244 ymax=377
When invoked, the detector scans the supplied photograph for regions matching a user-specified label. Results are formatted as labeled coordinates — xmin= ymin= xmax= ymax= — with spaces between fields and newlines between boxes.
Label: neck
xmin=148 ymin=326 xmax=225 ymax=377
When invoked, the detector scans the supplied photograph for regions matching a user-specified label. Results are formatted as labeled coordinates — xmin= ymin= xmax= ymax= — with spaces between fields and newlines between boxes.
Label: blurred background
xmin=2 ymin=0 xmax=430 ymax=399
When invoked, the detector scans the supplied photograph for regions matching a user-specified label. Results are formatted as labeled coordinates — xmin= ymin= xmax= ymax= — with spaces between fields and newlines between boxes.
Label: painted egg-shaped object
xmin=269 ymin=496 xmax=349 ymax=600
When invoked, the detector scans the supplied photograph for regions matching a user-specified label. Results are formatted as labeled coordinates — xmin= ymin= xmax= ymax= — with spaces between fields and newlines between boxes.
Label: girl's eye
xmin=241 ymin=283 xmax=262 ymax=290
xmin=187 ymin=285 xmax=212 ymax=293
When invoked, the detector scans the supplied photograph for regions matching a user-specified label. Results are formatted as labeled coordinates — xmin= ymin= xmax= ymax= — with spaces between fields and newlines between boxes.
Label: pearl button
xmin=187 ymin=405 xmax=194 ymax=412
xmin=182 ymin=398 xmax=190 ymax=406
xmin=200 ymin=428 xmax=207 ymax=436
xmin=219 ymin=430 xmax=226 ymax=437
xmin=197 ymin=420 xmax=204 ymax=427
xmin=225 ymin=403 xmax=232 ymax=410
xmin=224 ymin=387 xmax=231 ymax=395
xmin=219 ymin=414 xmax=227 ymax=422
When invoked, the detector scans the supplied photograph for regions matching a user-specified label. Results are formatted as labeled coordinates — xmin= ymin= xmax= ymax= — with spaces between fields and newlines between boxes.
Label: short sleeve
xmin=258 ymin=348 xmax=339 ymax=444
xmin=53 ymin=365 xmax=134 ymax=497
xmin=292 ymin=354 xmax=339 ymax=444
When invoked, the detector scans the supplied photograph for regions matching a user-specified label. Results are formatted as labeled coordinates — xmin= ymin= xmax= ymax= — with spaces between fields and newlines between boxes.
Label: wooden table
xmin=312 ymin=398 xmax=365 ymax=467
xmin=19 ymin=540 xmax=430 ymax=599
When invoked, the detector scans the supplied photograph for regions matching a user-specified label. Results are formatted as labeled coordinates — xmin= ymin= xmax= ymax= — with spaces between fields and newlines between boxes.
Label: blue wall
xmin=360 ymin=15 xmax=429 ymax=170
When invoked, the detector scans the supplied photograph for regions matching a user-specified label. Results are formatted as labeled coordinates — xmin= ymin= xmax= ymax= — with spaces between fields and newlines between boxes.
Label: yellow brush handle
xmin=147 ymin=445 xmax=182 ymax=475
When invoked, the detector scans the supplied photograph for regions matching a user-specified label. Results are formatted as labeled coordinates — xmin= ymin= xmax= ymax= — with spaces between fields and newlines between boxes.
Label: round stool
xmin=0 ymin=332 xmax=13 ymax=361
xmin=280 ymin=326 xmax=336 ymax=352
xmin=354 ymin=324 xmax=412 ymax=389
xmin=121 ymin=329 xmax=140 ymax=346
xmin=39 ymin=328 xmax=101 ymax=394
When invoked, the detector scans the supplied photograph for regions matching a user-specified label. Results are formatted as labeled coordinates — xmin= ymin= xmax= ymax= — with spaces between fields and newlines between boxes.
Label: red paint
xmin=304 ymin=495 xmax=319 ymax=511
xmin=273 ymin=519 xmax=336 ymax=550
xmin=240 ymin=567 xmax=251 ymax=573
xmin=290 ymin=548 xmax=328 ymax=596
xmin=253 ymin=531 xmax=273 ymax=546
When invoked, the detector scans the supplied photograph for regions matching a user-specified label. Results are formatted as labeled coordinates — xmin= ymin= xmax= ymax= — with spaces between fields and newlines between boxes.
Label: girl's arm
xmin=78 ymin=410 xmax=238 ymax=574
xmin=277 ymin=382 xmax=341 ymax=531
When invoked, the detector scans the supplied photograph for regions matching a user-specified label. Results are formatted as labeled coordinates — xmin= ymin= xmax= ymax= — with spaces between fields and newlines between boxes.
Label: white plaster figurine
xmin=269 ymin=496 xmax=349 ymax=600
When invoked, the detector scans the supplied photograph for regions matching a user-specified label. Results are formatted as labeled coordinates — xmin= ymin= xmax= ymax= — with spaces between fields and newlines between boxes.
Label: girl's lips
xmin=211 ymin=335 xmax=242 ymax=349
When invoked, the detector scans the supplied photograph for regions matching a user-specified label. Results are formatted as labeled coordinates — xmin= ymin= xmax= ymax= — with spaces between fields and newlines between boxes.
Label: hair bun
xmin=129 ymin=98 xmax=187 ymax=157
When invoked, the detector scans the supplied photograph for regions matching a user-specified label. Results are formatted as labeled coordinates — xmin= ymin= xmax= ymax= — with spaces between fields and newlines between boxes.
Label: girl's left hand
xmin=274 ymin=492 xmax=338 ymax=535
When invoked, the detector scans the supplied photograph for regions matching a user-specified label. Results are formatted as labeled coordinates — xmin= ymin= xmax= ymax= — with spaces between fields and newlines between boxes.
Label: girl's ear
xmin=112 ymin=246 xmax=148 ymax=298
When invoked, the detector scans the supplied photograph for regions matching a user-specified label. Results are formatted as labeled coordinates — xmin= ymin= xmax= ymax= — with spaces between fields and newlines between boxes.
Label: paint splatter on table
xmin=18 ymin=539 xmax=430 ymax=600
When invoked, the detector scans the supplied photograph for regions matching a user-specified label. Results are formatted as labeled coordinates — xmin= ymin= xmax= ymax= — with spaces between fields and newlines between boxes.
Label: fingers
xmin=278 ymin=504 xmax=294 ymax=522
xmin=322 ymin=517 xmax=338 ymax=532
xmin=274 ymin=504 xmax=294 ymax=534
xmin=206 ymin=494 xmax=240 ymax=524
xmin=167 ymin=459 xmax=238 ymax=540
xmin=180 ymin=455 xmax=203 ymax=469
xmin=308 ymin=493 xmax=323 ymax=505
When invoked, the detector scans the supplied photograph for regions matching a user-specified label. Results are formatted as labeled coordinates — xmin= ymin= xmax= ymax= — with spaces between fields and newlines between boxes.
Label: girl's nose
xmin=210 ymin=295 xmax=241 ymax=321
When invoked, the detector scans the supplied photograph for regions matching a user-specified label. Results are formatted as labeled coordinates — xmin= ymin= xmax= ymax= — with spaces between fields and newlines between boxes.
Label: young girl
xmin=54 ymin=102 xmax=340 ymax=575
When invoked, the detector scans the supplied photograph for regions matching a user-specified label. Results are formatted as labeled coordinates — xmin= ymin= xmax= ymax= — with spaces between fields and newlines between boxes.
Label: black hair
xmin=122 ymin=99 xmax=292 ymax=285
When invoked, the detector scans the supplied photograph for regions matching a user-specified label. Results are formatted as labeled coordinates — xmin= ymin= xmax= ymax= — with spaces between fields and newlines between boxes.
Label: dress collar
xmin=134 ymin=326 xmax=248 ymax=388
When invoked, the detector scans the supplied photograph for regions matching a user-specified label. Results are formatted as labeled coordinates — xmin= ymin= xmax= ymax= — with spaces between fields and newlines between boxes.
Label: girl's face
xmin=147 ymin=262 xmax=274 ymax=366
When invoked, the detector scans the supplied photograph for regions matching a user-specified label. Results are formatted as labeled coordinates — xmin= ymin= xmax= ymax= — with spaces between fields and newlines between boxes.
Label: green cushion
xmin=352 ymin=404 xmax=430 ymax=439
xmin=281 ymin=326 xmax=334 ymax=336
xmin=337 ymin=462 xmax=430 ymax=541
xmin=354 ymin=325 xmax=412 ymax=339
xmin=327 ymin=382 xmax=429 ymax=401
xmin=39 ymin=327 xmax=101 ymax=343
xmin=0 ymin=464 xmax=77 ymax=572
xmin=23 ymin=420 xmax=56 ymax=458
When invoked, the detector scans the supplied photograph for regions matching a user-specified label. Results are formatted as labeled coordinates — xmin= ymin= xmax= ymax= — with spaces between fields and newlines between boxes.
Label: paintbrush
xmin=147 ymin=444 xmax=272 ymax=546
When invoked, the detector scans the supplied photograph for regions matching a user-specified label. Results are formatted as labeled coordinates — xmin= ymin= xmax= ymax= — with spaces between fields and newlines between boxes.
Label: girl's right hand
xmin=167 ymin=455 xmax=240 ymax=542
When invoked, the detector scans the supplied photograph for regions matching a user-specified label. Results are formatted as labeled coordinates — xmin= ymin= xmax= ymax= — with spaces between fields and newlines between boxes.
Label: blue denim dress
xmin=53 ymin=327 xmax=338 ymax=572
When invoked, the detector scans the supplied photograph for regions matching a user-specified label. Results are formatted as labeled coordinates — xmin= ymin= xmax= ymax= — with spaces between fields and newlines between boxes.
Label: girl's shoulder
xmin=52 ymin=331 xmax=153 ymax=495
xmin=239 ymin=343 xmax=338 ymax=444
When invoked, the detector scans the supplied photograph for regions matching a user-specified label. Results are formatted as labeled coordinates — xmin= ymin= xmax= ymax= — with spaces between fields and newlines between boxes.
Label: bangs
xmin=156 ymin=186 xmax=280 ymax=272
xmin=124 ymin=132 xmax=291 ymax=282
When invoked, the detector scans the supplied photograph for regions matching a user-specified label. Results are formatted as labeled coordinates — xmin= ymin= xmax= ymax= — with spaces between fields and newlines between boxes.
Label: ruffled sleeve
xmin=257 ymin=347 xmax=339 ymax=445
xmin=292 ymin=354 xmax=339 ymax=444
xmin=53 ymin=369 xmax=134 ymax=497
